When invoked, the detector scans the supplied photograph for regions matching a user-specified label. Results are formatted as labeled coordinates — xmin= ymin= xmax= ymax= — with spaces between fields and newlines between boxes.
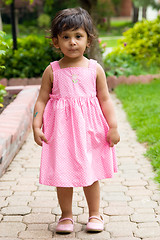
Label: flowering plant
xmin=98 ymin=38 xmax=107 ymax=54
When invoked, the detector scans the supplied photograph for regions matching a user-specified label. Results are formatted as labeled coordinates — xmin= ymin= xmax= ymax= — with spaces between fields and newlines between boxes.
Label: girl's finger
xmin=41 ymin=134 xmax=48 ymax=144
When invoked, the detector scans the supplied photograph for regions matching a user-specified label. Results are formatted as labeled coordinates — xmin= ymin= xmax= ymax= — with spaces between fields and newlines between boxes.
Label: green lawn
xmin=115 ymin=79 xmax=160 ymax=183
xmin=99 ymin=36 xmax=122 ymax=48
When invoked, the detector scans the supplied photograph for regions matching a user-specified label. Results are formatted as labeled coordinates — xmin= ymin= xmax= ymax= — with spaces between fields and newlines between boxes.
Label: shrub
xmin=0 ymin=31 xmax=8 ymax=105
xmin=0 ymin=31 xmax=8 ymax=70
xmin=38 ymin=14 xmax=51 ymax=28
xmin=117 ymin=16 xmax=160 ymax=64
xmin=0 ymin=84 xmax=7 ymax=104
xmin=104 ymin=16 xmax=160 ymax=76
xmin=0 ymin=35 xmax=61 ymax=79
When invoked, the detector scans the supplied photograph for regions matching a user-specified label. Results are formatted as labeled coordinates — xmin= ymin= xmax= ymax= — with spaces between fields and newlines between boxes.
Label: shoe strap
xmin=58 ymin=217 xmax=74 ymax=224
xmin=88 ymin=215 xmax=104 ymax=223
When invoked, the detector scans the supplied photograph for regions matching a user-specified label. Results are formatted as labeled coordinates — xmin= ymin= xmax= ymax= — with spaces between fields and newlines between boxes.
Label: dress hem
xmin=39 ymin=173 xmax=118 ymax=188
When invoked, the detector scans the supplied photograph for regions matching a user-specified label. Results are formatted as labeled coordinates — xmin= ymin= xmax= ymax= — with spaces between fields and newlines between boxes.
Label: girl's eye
xmin=76 ymin=35 xmax=81 ymax=39
xmin=63 ymin=36 xmax=69 ymax=39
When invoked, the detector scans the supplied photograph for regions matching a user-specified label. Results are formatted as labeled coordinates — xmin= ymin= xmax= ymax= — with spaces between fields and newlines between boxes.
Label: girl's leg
xmin=57 ymin=187 xmax=73 ymax=224
xmin=83 ymin=181 xmax=101 ymax=223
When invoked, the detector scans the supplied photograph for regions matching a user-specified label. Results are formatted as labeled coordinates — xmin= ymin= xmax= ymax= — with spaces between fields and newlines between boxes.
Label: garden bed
xmin=0 ymin=94 xmax=16 ymax=114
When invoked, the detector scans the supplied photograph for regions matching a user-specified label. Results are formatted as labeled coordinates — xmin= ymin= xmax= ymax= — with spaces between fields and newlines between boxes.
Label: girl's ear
xmin=86 ymin=39 xmax=91 ymax=48
xmin=52 ymin=38 xmax=59 ymax=49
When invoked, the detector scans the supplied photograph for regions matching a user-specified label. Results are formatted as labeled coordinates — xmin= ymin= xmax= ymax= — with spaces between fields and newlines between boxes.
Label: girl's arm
xmin=32 ymin=65 xmax=53 ymax=146
xmin=96 ymin=63 xmax=120 ymax=147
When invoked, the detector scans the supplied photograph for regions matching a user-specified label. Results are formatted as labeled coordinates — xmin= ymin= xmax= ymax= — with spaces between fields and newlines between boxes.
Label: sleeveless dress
xmin=39 ymin=59 xmax=117 ymax=187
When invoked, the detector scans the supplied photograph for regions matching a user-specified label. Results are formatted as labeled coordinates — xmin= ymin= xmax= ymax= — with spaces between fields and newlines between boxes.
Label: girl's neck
xmin=59 ymin=56 xmax=89 ymax=69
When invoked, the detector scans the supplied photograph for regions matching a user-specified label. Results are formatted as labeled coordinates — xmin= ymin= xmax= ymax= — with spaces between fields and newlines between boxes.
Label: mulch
xmin=0 ymin=94 xmax=16 ymax=114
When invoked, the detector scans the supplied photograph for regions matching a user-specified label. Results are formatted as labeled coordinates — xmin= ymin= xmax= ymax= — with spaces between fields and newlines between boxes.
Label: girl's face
xmin=52 ymin=28 xmax=90 ymax=60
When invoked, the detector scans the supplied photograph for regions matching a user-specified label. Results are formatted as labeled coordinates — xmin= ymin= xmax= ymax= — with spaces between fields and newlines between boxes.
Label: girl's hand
xmin=33 ymin=127 xmax=48 ymax=146
xmin=106 ymin=128 xmax=120 ymax=147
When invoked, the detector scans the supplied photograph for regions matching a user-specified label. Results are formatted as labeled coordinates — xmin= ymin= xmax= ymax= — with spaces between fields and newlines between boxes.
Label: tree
xmin=79 ymin=0 xmax=105 ymax=66
xmin=132 ymin=0 xmax=160 ymax=22
xmin=3 ymin=0 xmax=33 ymax=50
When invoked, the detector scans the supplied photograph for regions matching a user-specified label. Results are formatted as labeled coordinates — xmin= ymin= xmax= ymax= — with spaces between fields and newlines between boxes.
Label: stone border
xmin=0 ymin=78 xmax=41 ymax=87
xmin=107 ymin=74 xmax=160 ymax=91
xmin=0 ymin=86 xmax=40 ymax=177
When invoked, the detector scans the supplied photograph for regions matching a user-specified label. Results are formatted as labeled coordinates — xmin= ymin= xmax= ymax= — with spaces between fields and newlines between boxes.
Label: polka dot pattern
xmin=39 ymin=60 xmax=117 ymax=187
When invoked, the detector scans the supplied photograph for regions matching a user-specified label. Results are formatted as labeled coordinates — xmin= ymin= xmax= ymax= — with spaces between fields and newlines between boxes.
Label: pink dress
xmin=39 ymin=59 xmax=117 ymax=187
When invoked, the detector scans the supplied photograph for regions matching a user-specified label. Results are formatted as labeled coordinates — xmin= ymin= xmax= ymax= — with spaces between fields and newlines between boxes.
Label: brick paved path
xmin=0 ymin=93 xmax=160 ymax=240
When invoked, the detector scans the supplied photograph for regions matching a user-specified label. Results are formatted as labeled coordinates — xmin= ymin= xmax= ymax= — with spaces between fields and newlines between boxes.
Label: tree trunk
xmin=10 ymin=0 xmax=17 ymax=50
xmin=15 ymin=9 xmax=19 ymax=36
xmin=106 ymin=15 xmax=111 ymax=31
xmin=0 ymin=10 xmax=3 ymax=31
xmin=79 ymin=0 xmax=104 ymax=67
xmin=132 ymin=3 xmax=139 ymax=23
xmin=142 ymin=7 xmax=147 ymax=19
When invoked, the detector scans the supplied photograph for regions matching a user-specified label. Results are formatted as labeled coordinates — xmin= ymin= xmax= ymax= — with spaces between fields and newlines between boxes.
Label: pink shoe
xmin=56 ymin=217 xmax=74 ymax=233
xmin=86 ymin=215 xmax=104 ymax=232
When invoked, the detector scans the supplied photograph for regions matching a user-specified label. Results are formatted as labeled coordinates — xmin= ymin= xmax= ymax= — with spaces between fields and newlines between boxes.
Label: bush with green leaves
xmin=117 ymin=16 xmax=160 ymax=64
xmin=38 ymin=14 xmax=51 ymax=28
xmin=0 ymin=84 xmax=7 ymax=105
xmin=0 ymin=35 xmax=61 ymax=79
xmin=0 ymin=31 xmax=8 ymax=105
xmin=0 ymin=31 xmax=8 ymax=70
xmin=104 ymin=16 xmax=160 ymax=76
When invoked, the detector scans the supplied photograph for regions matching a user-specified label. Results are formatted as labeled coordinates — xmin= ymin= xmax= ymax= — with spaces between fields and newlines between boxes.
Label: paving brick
xmin=110 ymin=238 xmax=140 ymax=240
xmin=29 ymin=199 xmax=57 ymax=208
xmin=77 ymin=213 xmax=88 ymax=224
xmin=27 ymin=223 xmax=48 ymax=230
xmin=129 ymin=200 xmax=158 ymax=208
xmin=13 ymin=191 xmax=32 ymax=196
xmin=51 ymin=207 xmax=61 ymax=215
xmin=23 ymin=213 xmax=55 ymax=224
xmin=78 ymin=200 xmax=88 ymax=208
xmin=2 ymin=216 xmax=23 ymax=222
xmin=134 ymin=227 xmax=160 ymax=238
xmin=72 ymin=206 xmax=83 ymax=215
xmin=76 ymin=230 xmax=110 ymax=239
xmin=137 ymin=222 xmax=159 ymax=228
xmin=109 ymin=201 xmax=128 ymax=207
xmin=11 ymin=185 xmax=37 ymax=191
xmin=0 ymin=190 xmax=13 ymax=197
xmin=0 ymin=238 xmax=20 ymax=240
xmin=143 ymin=238 xmax=160 ymax=240
xmin=7 ymin=196 xmax=34 ymax=206
xmin=1 ymin=206 xmax=31 ymax=215
xmin=106 ymin=222 xmax=136 ymax=237
xmin=0 ymin=222 xmax=26 ymax=237
xmin=104 ymin=206 xmax=134 ymax=216
xmin=32 ymin=190 xmax=56 ymax=197
xmin=130 ymin=213 xmax=158 ymax=223
xmin=0 ymin=199 xmax=8 ymax=208
xmin=110 ymin=216 xmax=130 ymax=222
xmin=32 ymin=208 xmax=52 ymax=213
xmin=19 ymin=230 xmax=52 ymax=239
xmin=135 ymin=208 xmax=155 ymax=214
xmin=126 ymin=189 xmax=153 ymax=196
xmin=123 ymin=180 xmax=148 ymax=187
xmin=103 ymin=192 xmax=131 ymax=201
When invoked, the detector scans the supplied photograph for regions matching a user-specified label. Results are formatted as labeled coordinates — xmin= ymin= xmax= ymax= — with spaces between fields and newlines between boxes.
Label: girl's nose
xmin=70 ymin=38 xmax=76 ymax=45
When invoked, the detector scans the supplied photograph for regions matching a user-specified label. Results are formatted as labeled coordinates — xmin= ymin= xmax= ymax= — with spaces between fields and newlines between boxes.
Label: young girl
xmin=33 ymin=7 xmax=120 ymax=233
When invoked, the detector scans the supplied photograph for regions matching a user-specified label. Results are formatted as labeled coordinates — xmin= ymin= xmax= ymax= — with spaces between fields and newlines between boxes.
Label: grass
xmin=99 ymin=20 xmax=134 ymax=37
xmin=99 ymin=37 xmax=122 ymax=48
xmin=115 ymin=79 xmax=160 ymax=183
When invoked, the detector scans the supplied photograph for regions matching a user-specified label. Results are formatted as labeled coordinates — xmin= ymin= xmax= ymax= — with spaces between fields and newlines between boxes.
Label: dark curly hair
xmin=50 ymin=7 xmax=96 ymax=43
